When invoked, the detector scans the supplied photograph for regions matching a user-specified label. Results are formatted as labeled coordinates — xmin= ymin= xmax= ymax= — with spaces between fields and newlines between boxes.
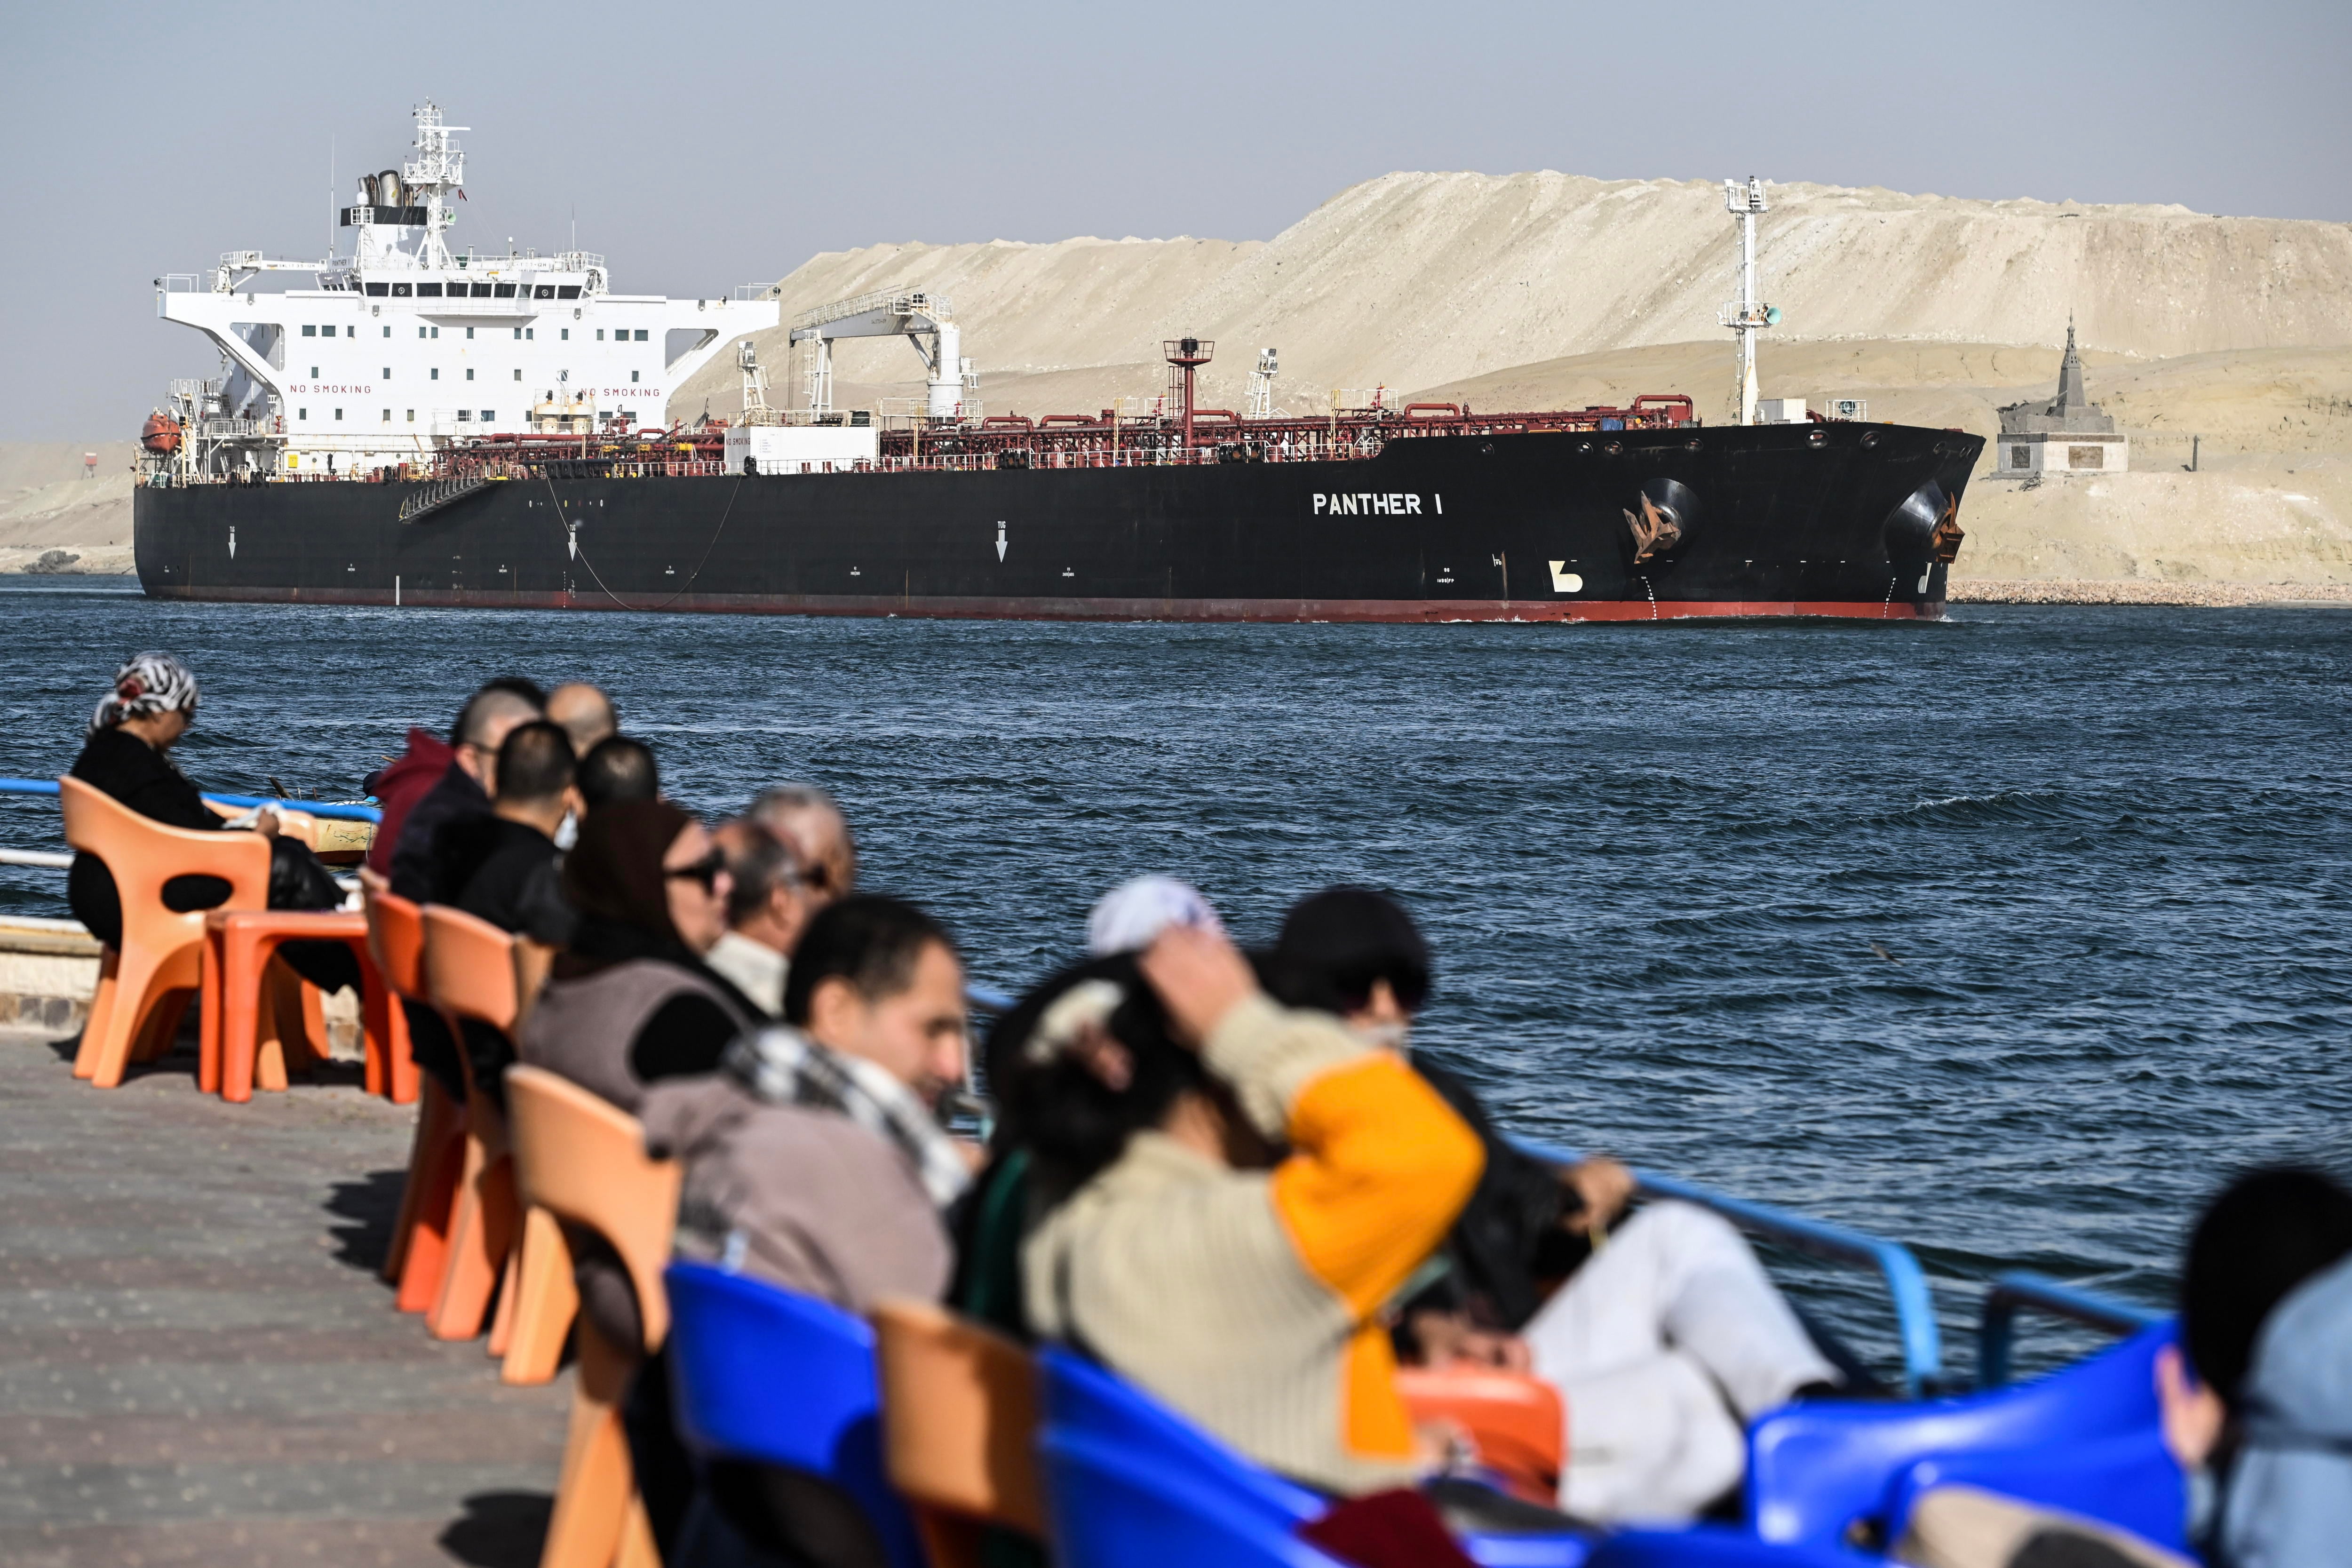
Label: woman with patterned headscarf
xmin=66 ymin=653 xmax=357 ymax=995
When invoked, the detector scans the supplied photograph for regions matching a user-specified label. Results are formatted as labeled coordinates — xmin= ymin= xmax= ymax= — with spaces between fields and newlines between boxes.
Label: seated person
xmin=66 ymin=653 xmax=356 ymax=995
xmin=1263 ymin=886 xmax=1842 ymax=1525
xmin=386 ymin=678 xmax=544 ymax=901
xmin=1899 ymin=1168 xmax=2352 ymax=1568
xmin=575 ymin=735 xmax=659 ymax=812
xmin=747 ymin=785 xmax=857 ymax=905
xmin=636 ymin=900 xmax=973 ymax=1568
xmin=643 ymin=893 xmax=975 ymax=1309
xmin=703 ymin=819 xmax=807 ymax=1018
xmin=1010 ymin=918 xmax=1485 ymax=1498
xmin=451 ymin=719 xmax=579 ymax=946
xmin=545 ymin=681 xmax=618 ymax=755
xmin=515 ymin=799 xmax=756 ymax=1112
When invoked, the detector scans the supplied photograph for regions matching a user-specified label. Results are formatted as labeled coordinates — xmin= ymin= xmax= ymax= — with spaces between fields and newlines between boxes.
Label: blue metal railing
xmin=1976 ymin=1270 xmax=2161 ymax=1389
xmin=1512 ymin=1135 xmax=1944 ymax=1396
xmin=0 ymin=776 xmax=383 ymax=824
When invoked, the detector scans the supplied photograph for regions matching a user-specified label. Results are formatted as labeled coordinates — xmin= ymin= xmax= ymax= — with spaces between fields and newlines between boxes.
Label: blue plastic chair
xmin=1043 ymin=1429 xmax=1351 ymax=1568
xmin=1746 ymin=1321 xmax=2181 ymax=1552
xmin=1038 ymin=1347 xmax=1324 ymax=1525
xmin=1585 ymin=1527 xmax=1870 ymax=1566
xmin=1887 ymin=1427 xmax=2184 ymax=1554
xmin=662 ymin=1262 xmax=925 ymax=1568
xmin=1038 ymin=1347 xmax=1590 ymax=1568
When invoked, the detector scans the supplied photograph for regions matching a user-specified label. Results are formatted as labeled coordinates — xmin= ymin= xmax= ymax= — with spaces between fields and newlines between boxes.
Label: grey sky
xmin=5 ymin=0 xmax=2345 ymax=441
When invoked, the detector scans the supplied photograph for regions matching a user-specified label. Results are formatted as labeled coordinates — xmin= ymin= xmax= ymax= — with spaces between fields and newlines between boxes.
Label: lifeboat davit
xmin=141 ymin=412 xmax=182 ymax=454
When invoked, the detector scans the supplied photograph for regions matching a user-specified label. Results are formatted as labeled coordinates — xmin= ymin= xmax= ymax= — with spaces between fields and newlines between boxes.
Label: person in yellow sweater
xmin=1018 ymin=920 xmax=1487 ymax=1496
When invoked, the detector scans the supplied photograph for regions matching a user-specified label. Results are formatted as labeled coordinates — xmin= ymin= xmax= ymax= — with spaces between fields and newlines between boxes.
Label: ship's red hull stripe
xmin=141 ymin=586 xmax=1946 ymax=622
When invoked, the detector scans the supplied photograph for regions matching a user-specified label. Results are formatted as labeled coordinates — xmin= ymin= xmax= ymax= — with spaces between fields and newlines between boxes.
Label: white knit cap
xmin=1085 ymin=875 xmax=1224 ymax=957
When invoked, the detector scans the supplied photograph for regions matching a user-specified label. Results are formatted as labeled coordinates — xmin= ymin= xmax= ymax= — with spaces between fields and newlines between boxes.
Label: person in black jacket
xmin=66 ymin=653 xmax=357 ymax=995
xmin=450 ymin=719 xmax=579 ymax=947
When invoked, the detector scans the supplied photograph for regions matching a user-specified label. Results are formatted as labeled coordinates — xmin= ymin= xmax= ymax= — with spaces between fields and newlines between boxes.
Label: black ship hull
xmin=135 ymin=422 xmax=1981 ymax=622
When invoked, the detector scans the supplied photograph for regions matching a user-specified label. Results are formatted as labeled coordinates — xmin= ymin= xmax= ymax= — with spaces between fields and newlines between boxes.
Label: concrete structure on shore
xmin=1995 ymin=323 xmax=2128 ymax=478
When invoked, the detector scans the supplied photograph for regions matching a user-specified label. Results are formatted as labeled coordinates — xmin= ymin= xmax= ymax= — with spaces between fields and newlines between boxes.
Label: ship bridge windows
xmin=532 ymin=285 xmax=556 ymax=300
xmin=557 ymin=285 xmax=581 ymax=299
xmin=417 ymin=282 xmax=443 ymax=297
xmin=471 ymin=282 xmax=493 ymax=298
xmin=494 ymin=283 xmax=517 ymax=298
xmin=364 ymin=282 xmax=389 ymax=297
xmin=391 ymin=283 xmax=412 ymax=297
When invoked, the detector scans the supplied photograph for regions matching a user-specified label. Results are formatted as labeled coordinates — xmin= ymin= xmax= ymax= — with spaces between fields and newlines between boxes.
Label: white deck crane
xmin=788 ymin=290 xmax=970 ymax=421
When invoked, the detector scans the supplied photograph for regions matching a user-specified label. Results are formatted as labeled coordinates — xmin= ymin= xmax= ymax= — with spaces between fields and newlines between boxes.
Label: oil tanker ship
xmin=134 ymin=107 xmax=1976 ymax=622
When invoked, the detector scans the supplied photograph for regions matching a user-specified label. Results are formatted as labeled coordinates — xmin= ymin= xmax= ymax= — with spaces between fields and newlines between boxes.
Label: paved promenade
xmin=0 ymin=1026 xmax=569 ymax=1566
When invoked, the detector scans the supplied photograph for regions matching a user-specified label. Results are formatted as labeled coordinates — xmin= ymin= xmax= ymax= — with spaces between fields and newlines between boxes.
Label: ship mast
xmin=1719 ymin=176 xmax=1777 ymax=426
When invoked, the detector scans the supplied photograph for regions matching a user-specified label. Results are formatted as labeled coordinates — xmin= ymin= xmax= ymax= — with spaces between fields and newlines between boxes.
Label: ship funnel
xmin=379 ymin=170 xmax=404 ymax=208
xmin=362 ymin=173 xmax=380 ymax=205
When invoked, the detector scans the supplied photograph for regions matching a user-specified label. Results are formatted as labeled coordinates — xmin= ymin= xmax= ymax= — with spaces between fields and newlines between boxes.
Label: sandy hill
xmin=679 ymin=171 xmax=2352 ymax=420
xmin=0 ymin=442 xmax=137 ymax=574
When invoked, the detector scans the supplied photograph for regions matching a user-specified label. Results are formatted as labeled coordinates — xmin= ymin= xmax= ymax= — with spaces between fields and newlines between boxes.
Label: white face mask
xmin=554 ymin=810 xmax=580 ymax=851
xmin=1351 ymin=1019 xmax=1411 ymax=1054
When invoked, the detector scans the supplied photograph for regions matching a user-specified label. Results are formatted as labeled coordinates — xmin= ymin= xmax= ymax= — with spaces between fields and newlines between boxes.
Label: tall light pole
xmin=1719 ymin=176 xmax=1778 ymax=426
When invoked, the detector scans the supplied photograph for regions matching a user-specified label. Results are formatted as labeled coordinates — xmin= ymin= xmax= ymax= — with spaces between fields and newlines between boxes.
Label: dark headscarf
xmin=556 ymin=797 xmax=696 ymax=978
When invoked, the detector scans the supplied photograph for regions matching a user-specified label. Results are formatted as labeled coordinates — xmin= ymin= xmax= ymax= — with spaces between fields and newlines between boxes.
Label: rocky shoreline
xmin=1950 ymin=578 xmax=2352 ymax=607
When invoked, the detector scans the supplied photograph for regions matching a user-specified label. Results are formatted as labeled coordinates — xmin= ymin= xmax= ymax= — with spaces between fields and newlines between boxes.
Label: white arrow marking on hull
xmin=996 ymin=521 xmax=1007 ymax=563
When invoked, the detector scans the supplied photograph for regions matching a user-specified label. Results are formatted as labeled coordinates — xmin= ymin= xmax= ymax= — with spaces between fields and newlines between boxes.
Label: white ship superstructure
xmin=150 ymin=103 xmax=776 ymax=478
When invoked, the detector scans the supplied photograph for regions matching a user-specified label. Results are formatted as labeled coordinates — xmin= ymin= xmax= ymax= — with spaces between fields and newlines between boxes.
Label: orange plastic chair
xmin=60 ymin=776 xmax=272 ymax=1089
xmin=505 ymin=1064 xmax=681 ymax=1568
xmin=362 ymin=871 xmax=465 ymax=1305
xmin=199 ymin=908 xmax=398 ymax=1102
xmin=419 ymin=904 xmax=527 ymax=1346
xmin=1396 ymin=1366 xmax=1567 ymax=1505
xmin=872 ymin=1298 xmax=1048 ymax=1568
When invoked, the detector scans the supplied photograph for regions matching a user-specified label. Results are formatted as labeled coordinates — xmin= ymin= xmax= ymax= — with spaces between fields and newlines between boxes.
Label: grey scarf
xmin=722 ymin=1026 xmax=972 ymax=1209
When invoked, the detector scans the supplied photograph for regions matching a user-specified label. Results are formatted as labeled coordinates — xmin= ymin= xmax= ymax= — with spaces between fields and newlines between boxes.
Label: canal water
xmin=3 ymin=577 xmax=2346 ymax=1377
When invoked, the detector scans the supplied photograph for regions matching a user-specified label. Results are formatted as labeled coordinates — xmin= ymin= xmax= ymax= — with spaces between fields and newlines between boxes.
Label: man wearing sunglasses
xmin=700 ymin=786 xmax=858 ymax=1018
xmin=747 ymin=785 xmax=857 ymax=907
xmin=705 ymin=819 xmax=804 ymax=1018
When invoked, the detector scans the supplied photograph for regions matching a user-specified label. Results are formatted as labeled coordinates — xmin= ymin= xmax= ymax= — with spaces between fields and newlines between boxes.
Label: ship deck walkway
xmin=0 ymin=1023 xmax=564 ymax=1568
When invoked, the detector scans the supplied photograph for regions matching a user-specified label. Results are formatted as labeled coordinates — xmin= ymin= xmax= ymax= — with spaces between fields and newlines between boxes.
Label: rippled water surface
xmin=3 ymin=577 xmax=2346 ymax=1376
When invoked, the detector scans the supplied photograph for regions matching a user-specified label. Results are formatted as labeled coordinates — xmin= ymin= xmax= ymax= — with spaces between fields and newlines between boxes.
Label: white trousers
xmin=1520 ymin=1200 xmax=1838 ymax=1525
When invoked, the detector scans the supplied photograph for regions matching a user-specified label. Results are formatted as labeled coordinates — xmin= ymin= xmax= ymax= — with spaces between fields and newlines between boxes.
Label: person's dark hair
xmin=576 ymin=735 xmax=660 ymax=810
xmin=991 ymin=955 xmax=1205 ymax=1194
xmin=555 ymin=797 xmax=697 ymax=978
xmin=2183 ymin=1166 xmax=2352 ymax=1406
xmin=451 ymin=678 xmax=545 ymax=747
xmin=493 ymin=720 xmax=576 ymax=804
xmin=782 ymin=895 xmax=954 ymax=1027
xmin=721 ymin=820 xmax=798 ymax=926
xmin=1263 ymin=886 xmax=1431 ymax=1017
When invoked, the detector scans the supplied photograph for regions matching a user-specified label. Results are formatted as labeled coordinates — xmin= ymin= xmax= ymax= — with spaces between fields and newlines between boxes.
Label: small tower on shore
xmin=1996 ymin=320 xmax=2128 ymax=478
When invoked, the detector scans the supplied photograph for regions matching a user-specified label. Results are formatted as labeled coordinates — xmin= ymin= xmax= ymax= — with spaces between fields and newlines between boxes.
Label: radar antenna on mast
xmin=1717 ymin=176 xmax=1780 ymax=426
